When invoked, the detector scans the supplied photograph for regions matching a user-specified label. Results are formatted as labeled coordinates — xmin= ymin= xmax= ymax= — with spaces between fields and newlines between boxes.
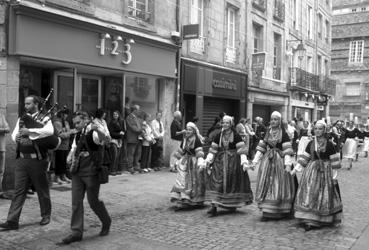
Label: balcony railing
xmin=273 ymin=1 xmax=285 ymax=21
xmin=252 ymin=0 xmax=266 ymax=11
xmin=319 ymin=76 xmax=337 ymax=96
xmin=273 ymin=67 xmax=281 ymax=80
xmin=190 ymin=36 xmax=206 ymax=54
xmin=225 ymin=47 xmax=237 ymax=63
xmin=289 ymin=67 xmax=320 ymax=91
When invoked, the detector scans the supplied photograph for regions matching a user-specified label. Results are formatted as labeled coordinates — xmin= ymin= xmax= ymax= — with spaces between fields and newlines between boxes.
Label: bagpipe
xmin=19 ymin=88 xmax=61 ymax=151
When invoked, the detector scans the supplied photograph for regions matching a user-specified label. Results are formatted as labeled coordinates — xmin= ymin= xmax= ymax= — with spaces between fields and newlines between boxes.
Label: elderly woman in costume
xmin=292 ymin=120 xmax=342 ymax=231
xmin=342 ymin=121 xmax=359 ymax=170
xmin=204 ymin=115 xmax=253 ymax=217
xmin=170 ymin=122 xmax=206 ymax=210
xmin=252 ymin=111 xmax=296 ymax=220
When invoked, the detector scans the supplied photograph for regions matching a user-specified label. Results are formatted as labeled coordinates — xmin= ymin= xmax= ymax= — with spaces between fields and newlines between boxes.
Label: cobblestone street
xmin=1 ymin=159 xmax=369 ymax=250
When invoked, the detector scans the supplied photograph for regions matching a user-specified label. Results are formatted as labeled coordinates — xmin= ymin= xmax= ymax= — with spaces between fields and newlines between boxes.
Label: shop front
xmin=290 ymin=99 xmax=315 ymax=122
xmin=181 ymin=59 xmax=247 ymax=135
xmin=4 ymin=3 xmax=177 ymax=166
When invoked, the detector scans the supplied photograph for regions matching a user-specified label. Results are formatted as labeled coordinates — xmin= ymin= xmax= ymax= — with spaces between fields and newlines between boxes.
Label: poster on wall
xmin=104 ymin=76 xmax=123 ymax=118
xmin=126 ymin=76 xmax=156 ymax=104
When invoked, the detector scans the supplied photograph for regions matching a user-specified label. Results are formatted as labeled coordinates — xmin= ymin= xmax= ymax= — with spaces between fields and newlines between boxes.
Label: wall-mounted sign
xmin=96 ymin=35 xmax=133 ymax=65
xmin=182 ymin=24 xmax=199 ymax=40
xmin=212 ymin=78 xmax=237 ymax=90
xmin=251 ymin=52 xmax=266 ymax=70
xmin=317 ymin=105 xmax=324 ymax=111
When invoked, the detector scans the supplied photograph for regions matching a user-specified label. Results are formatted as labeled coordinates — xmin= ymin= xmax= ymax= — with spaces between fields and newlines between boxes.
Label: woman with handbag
xmin=292 ymin=120 xmax=342 ymax=231
xmin=108 ymin=111 xmax=125 ymax=175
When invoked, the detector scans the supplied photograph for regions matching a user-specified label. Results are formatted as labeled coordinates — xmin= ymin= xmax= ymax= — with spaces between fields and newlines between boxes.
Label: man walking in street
xmin=0 ymin=112 xmax=10 ymax=198
xmin=126 ymin=105 xmax=143 ymax=174
xmin=151 ymin=111 xmax=164 ymax=171
xmin=59 ymin=111 xmax=111 ymax=245
xmin=169 ymin=111 xmax=186 ymax=172
xmin=0 ymin=96 xmax=53 ymax=230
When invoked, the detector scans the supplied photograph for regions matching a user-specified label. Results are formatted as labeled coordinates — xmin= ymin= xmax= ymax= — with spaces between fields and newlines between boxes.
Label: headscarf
xmin=186 ymin=122 xmax=198 ymax=134
xmin=315 ymin=120 xmax=327 ymax=130
xmin=222 ymin=115 xmax=234 ymax=125
xmin=271 ymin=111 xmax=282 ymax=119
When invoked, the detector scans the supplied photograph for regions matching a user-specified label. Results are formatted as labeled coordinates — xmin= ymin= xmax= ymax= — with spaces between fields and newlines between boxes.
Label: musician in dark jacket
xmin=59 ymin=111 xmax=111 ymax=245
xmin=0 ymin=96 xmax=53 ymax=231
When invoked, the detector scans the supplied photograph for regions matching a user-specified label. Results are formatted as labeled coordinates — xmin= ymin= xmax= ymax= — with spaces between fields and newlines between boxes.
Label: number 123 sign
xmin=96 ymin=35 xmax=132 ymax=65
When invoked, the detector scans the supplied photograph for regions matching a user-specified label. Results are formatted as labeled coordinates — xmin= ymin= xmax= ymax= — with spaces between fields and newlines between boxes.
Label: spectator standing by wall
xmin=126 ymin=105 xmax=143 ymax=174
xmin=170 ymin=111 xmax=186 ymax=172
xmin=0 ymin=113 xmax=10 ymax=196
xmin=108 ymin=111 xmax=125 ymax=175
xmin=151 ymin=111 xmax=164 ymax=171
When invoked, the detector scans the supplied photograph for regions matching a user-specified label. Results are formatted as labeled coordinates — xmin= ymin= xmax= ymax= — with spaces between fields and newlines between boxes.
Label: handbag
xmin=97 ymin=164 xmax=109 ymax=184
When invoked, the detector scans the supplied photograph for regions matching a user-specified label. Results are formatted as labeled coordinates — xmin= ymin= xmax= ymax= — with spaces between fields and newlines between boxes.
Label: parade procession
xmin=1 ymin=0 xmax=369 ymax=249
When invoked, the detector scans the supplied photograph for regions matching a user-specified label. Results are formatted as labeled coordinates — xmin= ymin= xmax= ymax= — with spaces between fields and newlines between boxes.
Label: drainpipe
xmin=175 ymin=0 xmax=181 ymax=111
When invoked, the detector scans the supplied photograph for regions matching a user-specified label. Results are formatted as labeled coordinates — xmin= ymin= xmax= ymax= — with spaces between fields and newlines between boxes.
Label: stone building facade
xmin=0 ymin=0 xmax=179 ymax=171
xmin=246 ymin=0 xmax=335 ymax=124
xmin=179 ymin=0 xmax=248 ymax=134
xmin=331 ymin=0 xmax=369 ymax=123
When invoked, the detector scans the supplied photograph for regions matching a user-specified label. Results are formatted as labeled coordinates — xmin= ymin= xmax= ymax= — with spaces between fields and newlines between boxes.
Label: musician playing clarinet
xmin=0 ymin=95 xmax=53 ymax=231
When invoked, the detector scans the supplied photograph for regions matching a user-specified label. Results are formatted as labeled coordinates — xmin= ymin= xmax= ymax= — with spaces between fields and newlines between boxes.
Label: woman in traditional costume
xmin=297 ymin=121 xmax=312 ymax=158
xmin=342 ymin=121 xmax=359 ymax=170
xmin=363 ymin=125 xmax=369 ymax=158
xmin=292 ymin=120 xmax=342 ymax=231
xmin=252 ymin=111 xmax=297 ymax=221
xmin=170 ymin=122 xmax=206 ymax=210
xmin=205 ymin=115 xmax=253 ymax=217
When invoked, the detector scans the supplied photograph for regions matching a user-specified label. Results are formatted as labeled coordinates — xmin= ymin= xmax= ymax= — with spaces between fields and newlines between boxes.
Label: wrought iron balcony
xmin=289 ymin=67 xmax=320 ymax=92
xmin=273 ymin=0 xmax=285 ymax=22
xmin=252 ymin=0 xmax=266 ymax=12
xmin=319 ymin=75 xmax=337 ymax=96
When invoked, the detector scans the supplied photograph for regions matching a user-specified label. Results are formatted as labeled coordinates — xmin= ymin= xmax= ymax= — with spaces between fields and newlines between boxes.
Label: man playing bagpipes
xmin=0 ymin=95 xmax=55 ymax=231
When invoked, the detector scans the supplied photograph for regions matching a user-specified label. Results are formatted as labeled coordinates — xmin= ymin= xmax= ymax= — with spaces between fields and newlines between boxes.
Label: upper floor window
xmin=349 ymin=40 xmax=364 ymax=63
xmin=226 ymin=7 xmax=237 ymax=63
xmin=190 ymin=0 xmax=205 ymax=54
xmin=273 ymin=33 xmax=282 ymax=80
xmin=253 ymin=23 xmax=263 ymax=53
xmin=128 ymin=0 xmax=152 ymax=22
xmin=307 ymin=5 xmax=313 ymax=39
xmin=274 ymin=0 xmax=285 ymax=21
xmin=292 ymin=0 xmax=298 ymax=30
xmin=317 ymin=13 xmax=323 ymax=39
xmin=325 ymin=20 xmax=330 ymax=43
xmin=345 ymin=82 xmax=361 ymax=96
xmin=252 ymin=0 xmax=266 ymax=12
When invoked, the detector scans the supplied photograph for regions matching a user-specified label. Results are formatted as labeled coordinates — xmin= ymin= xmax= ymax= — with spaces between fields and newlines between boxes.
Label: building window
xmin=352 ymin=8 xmax=357 ymax=13
xmin=345 ymin=82 xmax=361 ymax=96
xmin=128 ymin=0 xmax=152 ymax=22
xmin=292 ymin=0 xmax=298 ymax=30
xmin=317 ymin=55 xmax=322 ymax=75
xmin=307 ymin=56 xmax=313 ymax=73
xmin=190 ymin=0 xmax=205 ymax=54
xmin=349 ymin=40 xmax=364 ymax=63
xmin=325 ymin=20 xmax=330 ymax=43
xmin=253 ymin=23 xmax=263 ymax=53
xmin=226 ymin=7 xmax=237 ymax=63
xmin=307 ymin=5 xmax=313 ymax=39
xmin=252 ymin=0 xmax=266 ymax=11
xmin=273 ymin=33 xmax=282 ymax=80
xmin=317 ymin=13 xmax=323 ymax=39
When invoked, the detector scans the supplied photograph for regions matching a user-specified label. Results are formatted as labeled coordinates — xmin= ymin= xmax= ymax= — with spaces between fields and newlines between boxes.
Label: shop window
xmin=345 ymin=82 xmax=361 ymax=96
xmin=128 ymin=0 xmax=153 ymax=23
xmin=349 ymin=40 xmax=364 ymax=64
xmin=125 ymin=75 xmax=159 ymax=118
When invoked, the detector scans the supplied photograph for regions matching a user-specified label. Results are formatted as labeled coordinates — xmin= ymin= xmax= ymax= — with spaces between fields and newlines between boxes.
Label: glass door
xmin=54 ymin=72 xmax=76 ymax=111
xmin=78 ymin=75 xmax=102 ymax=114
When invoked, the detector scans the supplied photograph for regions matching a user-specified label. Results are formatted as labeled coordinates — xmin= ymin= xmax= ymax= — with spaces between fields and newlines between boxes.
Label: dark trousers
xmin=109 ymin=144 xmax=121 ymax=173
xmin=127 ymin=142 xmax=142 ymax=170
xmin=151 ymin=142 xmax=163 ymax=168
xmin=54 ymin=150 xmax=69 ymax=176
xmin=7 ymin=159 xmax=51 ymax=224
xmin=141 ymin=145 xmax=151 ymax=169
xmin=71 ymin=174 xmax=110 ymax=236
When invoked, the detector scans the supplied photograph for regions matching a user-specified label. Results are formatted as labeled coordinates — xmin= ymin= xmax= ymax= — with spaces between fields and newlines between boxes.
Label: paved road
xmin=0 ymin=158 xmax=368 ymax=250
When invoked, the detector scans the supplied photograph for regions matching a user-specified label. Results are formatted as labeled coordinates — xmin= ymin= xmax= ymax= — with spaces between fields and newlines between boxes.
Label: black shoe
xmin=207 ymin=206 xmax=217 ymax=217
xmin=0 ymin=221 xmax=19 ymax=231
xmin=304 ymin=225 xmax=313 ymax=231
xmin=59 ymin=234 xmax=82 ymax=245
xmin=99 ymin=217 xmax=111 ymax=236
xmin=40 ymin=217 xmax=50 ymax=226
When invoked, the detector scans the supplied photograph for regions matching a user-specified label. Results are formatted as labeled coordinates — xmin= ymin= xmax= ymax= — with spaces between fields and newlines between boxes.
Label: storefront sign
xmin=96 ymin=36 xmax=132 ymax=64
xmin=212 ymin=78 xmax=237 ymax=90
xmin=251 ymin=52 xmax=266 ymax=70
xmin=317 ymin=105 xmax=324 ymax=111
xmin=182 ymin=24 xmax=199 ymax=40
xmin=290 ymin=99 xmax=314 ymax=109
